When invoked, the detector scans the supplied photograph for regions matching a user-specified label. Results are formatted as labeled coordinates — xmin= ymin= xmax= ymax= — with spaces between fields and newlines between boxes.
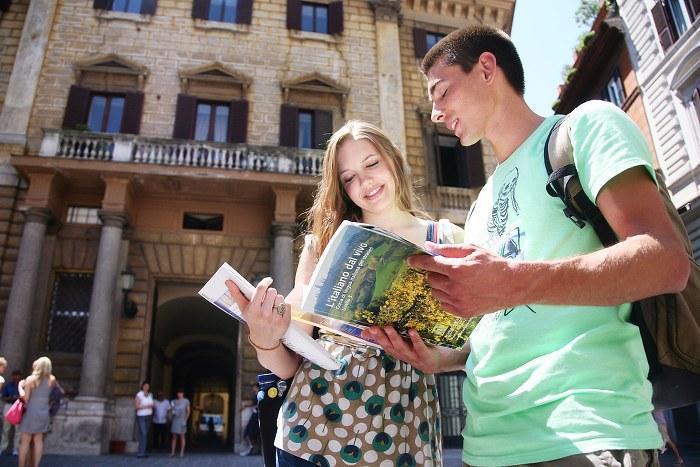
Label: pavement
xmin=0 ymin=448 xmax=464 ymax=466
xmin=0 ymin=446 xmax=695 ymax=466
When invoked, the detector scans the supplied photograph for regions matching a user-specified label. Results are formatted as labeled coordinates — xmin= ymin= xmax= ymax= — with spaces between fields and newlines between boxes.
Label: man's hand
xmin=408 ymin=243 xmax=518 ymax=318
xmin=362 ymin=327 xmax=468 ymax=374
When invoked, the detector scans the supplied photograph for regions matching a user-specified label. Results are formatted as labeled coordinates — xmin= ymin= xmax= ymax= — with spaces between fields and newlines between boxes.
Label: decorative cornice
xmin=271 ymin=222 xmax=298 ymax=238
xmin=98 ymin=211 xmax=129 ymax=229
xmin=368 ymin=0 xmax=402 ymax=23
xmin=24 ymin=207 xmax=53 ymax=225
xmin=179 ymin=62 xmax=252 ymax=94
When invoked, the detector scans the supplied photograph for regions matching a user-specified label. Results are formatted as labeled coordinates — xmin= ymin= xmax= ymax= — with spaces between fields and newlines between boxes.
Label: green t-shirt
xmin=462 ymin=101 xmax=662 ymax=466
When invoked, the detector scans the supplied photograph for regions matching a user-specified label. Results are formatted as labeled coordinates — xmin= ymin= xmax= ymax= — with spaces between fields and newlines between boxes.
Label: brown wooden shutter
xmin=328 ymin=1 xmax=344 ymax=35
xmin=140 ymin=0 xmax=157 ymax=14
xmin=314 ymin=110 xmax=332 ymax=149
xmin=228 ymin=100 xmax=249 ymax=143
xmin=0 ymin=0 xmax=11 ymax=13
xmin=93 ymin=0 xmax=111 ymax=10
xmin=686 ymin=0 xmax=700 ymax=20
xmin=287 ymin=0 xmax=302 ymax=30
xmin=279 ymin=104 xmax=299 ymax=147
xmin=651 ymin=1 xmax=675 ymax=52
xmin=173 ymin=94 xmax=197 ymax=139
xmin=62 ymin=85 xmax=91 ymax=129
xmin=192 ymin=0 xmax=209 ymax=20
xmin=413 ymin=28 xmax=428 ymax=58
xmin=121 ymin=91 xmax=144 ymax=135
xmin=237 ymin=0 xmax=253 ymax=24
xmin=465 ymin=142 xmax=485 ymax=188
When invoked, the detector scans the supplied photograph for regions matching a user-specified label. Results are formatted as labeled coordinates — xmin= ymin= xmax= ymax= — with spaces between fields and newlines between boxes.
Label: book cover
xmin=299 ymin=221 xmax=479 ymax=349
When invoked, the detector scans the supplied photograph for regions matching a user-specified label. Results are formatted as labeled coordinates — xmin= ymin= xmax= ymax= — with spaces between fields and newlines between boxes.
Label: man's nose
xmin=431 ymin=106 xmax=444 ymax=123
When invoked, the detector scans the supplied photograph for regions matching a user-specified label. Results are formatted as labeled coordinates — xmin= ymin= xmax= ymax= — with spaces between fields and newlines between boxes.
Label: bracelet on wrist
xmin=247 ymin=334 xmax=282 ymax=351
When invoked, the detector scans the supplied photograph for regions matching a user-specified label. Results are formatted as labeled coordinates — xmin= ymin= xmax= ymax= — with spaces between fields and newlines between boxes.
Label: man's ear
xmin=478 ymin=52 xmax=497 ymax=84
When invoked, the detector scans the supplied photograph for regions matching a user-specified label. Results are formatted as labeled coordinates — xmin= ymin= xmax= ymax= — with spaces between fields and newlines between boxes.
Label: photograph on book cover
xmin=302 ymin=221 xmax=478 ymax=348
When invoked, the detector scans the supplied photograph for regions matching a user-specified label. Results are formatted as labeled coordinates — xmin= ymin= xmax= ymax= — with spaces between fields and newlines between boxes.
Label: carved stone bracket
xmin=368 ymin=0 xmax=402 ymax=24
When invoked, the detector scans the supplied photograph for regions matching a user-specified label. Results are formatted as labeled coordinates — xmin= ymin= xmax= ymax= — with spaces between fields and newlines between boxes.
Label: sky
xmin=511 ymin=0 xmax=589 ymax=116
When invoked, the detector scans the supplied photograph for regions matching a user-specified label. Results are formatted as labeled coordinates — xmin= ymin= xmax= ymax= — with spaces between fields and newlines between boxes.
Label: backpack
xmin=544 ymin=114 xmax=700 ymax=410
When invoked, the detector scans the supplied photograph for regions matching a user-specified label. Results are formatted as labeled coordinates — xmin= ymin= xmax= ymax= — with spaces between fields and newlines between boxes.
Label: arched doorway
xmin=148 ymin=282 xmax=241 ymax=451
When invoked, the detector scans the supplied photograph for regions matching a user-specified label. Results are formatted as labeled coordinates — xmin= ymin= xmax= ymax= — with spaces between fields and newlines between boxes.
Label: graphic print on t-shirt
xmin=486 ymin=167 xmax=535 ymax=318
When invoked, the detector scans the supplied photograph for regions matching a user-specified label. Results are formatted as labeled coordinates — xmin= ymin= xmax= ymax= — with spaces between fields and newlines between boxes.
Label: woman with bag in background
xmin=18 ymin=356 xmax=59 ymax=467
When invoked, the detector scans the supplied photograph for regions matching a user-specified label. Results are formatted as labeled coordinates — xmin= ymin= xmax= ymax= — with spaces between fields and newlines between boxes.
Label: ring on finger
xmin=276 ymin=302 xmax=287 ymax=316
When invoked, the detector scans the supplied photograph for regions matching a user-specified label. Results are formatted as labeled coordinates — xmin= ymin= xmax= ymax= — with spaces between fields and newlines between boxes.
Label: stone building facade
xmin=0 ymin=0 xmax=514 ymax=455
xmin=617 ymin=0 xmax=700 ymax=255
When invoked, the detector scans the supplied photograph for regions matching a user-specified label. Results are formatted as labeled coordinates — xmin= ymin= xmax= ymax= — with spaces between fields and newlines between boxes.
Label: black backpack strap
xmin=544 ymin=116 xmax=617 ymax=247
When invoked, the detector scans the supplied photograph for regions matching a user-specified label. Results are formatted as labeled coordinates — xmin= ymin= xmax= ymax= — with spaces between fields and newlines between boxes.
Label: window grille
xmin=436 ymin=372 xmax=467 ymax=447
xmin=66 ymin=206 xmax=101 ymax=225
xmin=45 ymin=272 xmax=93 ymax=354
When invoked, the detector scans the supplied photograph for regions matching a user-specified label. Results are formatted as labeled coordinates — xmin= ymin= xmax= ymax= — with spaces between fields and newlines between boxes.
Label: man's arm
xmin=411 ymin=167 xmax=690 ymax=318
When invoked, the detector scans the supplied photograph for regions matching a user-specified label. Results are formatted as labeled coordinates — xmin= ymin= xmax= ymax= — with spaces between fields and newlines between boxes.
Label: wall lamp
xmin=121 ymin=268 xmax=138 ymax=319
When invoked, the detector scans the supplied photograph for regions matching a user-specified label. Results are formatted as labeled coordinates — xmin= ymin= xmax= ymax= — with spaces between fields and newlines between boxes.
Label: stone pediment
xmin=281 ymin=72 xmax=349 ymax=115
xmin=281 ymin=72 xmax=349 ymax=96
xmin=74 ymin=54 xmax=149 ymax=77
xmin=179 ymin=63 xmax=252 ymax=91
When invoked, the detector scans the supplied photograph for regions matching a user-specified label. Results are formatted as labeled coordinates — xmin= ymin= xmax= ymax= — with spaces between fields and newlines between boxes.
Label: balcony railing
xmin=437 ymin=185 xmax=472 ymax=211
xmin=39 ymin=129 xmax=324 ymax=176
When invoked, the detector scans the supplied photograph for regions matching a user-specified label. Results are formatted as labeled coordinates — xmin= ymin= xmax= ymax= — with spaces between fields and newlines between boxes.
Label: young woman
xmin=18 ymin=356 xmax=61 ymax=467
xmin=227 ymin=120 xmax=467 ymax=466
xmin=134 ymin=381 xmax=153 ymax=458
xmin=169 ymin=389 xmax=190 ymax=457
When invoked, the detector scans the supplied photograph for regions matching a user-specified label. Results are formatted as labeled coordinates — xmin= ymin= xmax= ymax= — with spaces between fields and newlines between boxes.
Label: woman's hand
xmin=362 ymin=327 xmax=468 ymax=374
xmin=226 ymin=277 xmax=290 ymax=349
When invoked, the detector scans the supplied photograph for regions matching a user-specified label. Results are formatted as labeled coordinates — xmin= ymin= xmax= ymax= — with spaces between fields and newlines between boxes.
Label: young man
xmin=1 ymin=371 xmax=21 ymax=456
xmin=367 ymin=25 xmax=689 ymax=466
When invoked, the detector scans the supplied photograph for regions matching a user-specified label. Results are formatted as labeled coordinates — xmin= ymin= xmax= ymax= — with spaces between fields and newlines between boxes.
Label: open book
xmin=198 ymin=264 xmax=340 ymax=370
xmin=297 ymin=220 xmax=479 ymax=349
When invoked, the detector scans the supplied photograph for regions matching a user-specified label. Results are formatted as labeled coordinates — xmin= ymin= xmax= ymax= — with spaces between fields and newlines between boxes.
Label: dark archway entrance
xmin=148 ymin=282 xmax=241 ymax=452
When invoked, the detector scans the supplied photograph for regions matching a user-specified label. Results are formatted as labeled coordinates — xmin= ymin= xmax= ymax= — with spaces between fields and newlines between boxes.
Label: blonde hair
xmin=306 ymin=120 xmax=424 ymax=255
xmin=31 ymin=356 xmax=52 ymax=380
xmin=0 ymin=357 xmax=6 ymax=367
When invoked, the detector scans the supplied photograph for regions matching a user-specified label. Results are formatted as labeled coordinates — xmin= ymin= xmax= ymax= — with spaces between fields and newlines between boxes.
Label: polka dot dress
xmin=274 ymin=335 xmax=443 ymax=466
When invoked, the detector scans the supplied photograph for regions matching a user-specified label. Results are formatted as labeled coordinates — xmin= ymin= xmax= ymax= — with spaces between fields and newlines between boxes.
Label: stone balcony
xmin=38 ymin=129 xmax=324 ymax=176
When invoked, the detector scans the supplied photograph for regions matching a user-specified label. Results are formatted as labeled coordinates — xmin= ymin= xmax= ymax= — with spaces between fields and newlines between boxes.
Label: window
xmin=286 ymin=0 xmax=343 ymax=35
xmin=66 ymin=207 xmax=101 ymax=225
xmin=87 ymin=94 xmax=125 ymax=133
xmin=192 ymin=0 xmax=252 ymax=24
xmin=111 ymin=0 xmax=141 ymax=12
xmin=0 ymin=1 xmax=11 ymax=13
xmin=279 ymin=105 xmax=332 ymax=149
xmin=301 ymin=2 xmax=328 ymax=33
xmin=92 ymin=0 xmax=156 ymax=15
xmin=436 ymin=135 xmax=485 ymax=188
xmin=414 ymin=29 xmax=446 ymax=58
xmin=195 ymin=101 xmax=230 ymax=142
xmin=45 ymin=272 xmax=93 ymax=354
xmin=183 ymin=212 xmax=224 ymax=231
xmin=600 ymin=68 xmax=626 ymax=108
xmin=425 ymin=32 xmax=445 ymax=51
xmin=173 ymin=95 xmax=248 ymax=143
xmin=62 ymin=85 xmax=144 ymax=134
xmin=651 ymin=0 xmax=698 ymax=52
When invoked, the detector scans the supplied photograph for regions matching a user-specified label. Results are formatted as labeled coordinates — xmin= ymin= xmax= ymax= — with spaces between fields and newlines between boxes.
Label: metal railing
xmin=39 ymin=129 xmax=324 ymax=176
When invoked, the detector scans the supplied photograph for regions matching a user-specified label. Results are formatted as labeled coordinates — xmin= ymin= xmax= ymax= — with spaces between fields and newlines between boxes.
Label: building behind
xmin=0 ymin=0 xmax=514 ymax=454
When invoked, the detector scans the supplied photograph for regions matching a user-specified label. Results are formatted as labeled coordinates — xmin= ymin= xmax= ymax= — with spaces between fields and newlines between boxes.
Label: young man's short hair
xmin=421 ymin=25 xmax=525 ymax=96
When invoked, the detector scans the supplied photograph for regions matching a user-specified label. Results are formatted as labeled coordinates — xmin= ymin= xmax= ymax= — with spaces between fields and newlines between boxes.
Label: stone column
xmin=368 ymin=0 xmax=407 ymax=152
xmin=0 ymin=0 xmax=59 ymax=145
xmin=78 ymin=212 xmax=128 ymax=398
xmin=270 ymin=223 xmax=297 ymax=295
xmin=0 ymin=207 xmax=51 ymax=371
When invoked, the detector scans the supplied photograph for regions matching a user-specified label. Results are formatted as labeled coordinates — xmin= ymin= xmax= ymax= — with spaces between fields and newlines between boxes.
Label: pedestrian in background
xmin=151 ymin=392 xmax=169 ymax=450
xmin=18 ymin=356 xmax=60 ymax=467
xmin=0 ymin=370 xmax=21 ymax=455
xmin=134 ymin=381 xmax=153 ymax=459
xmin=653 ymin=409 xmax=684 ymax=466
xmin=169 ymin=389 xmax=189 ymax=458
